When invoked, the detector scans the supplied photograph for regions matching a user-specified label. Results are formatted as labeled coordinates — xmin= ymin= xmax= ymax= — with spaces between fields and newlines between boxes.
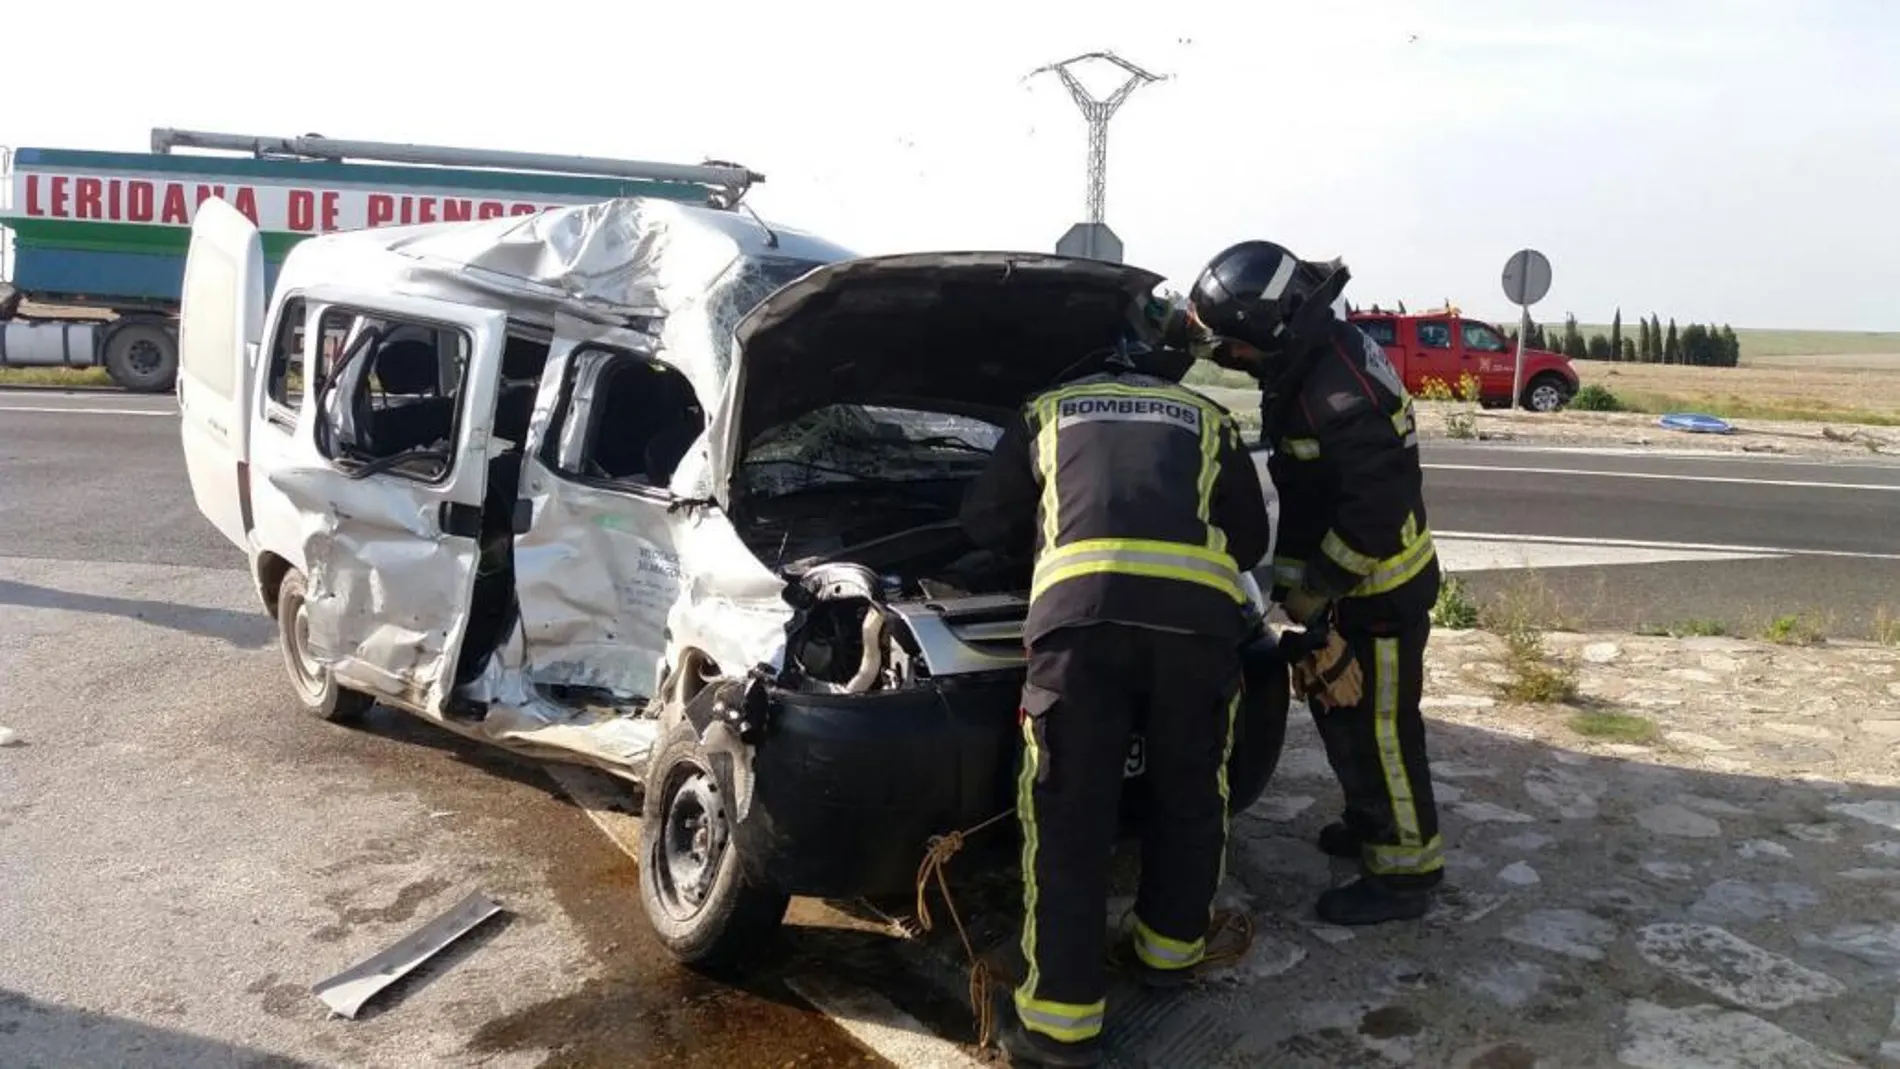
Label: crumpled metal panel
xmin=664 ymin=506 xmax=795 ymax=680
xmin=511 ymin=458 xmax=681 ymax=700
xmin=271 ymin=464 xmax=480 ymax=712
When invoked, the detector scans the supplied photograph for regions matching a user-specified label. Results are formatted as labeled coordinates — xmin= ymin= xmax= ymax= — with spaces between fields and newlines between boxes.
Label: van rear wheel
xmin=276 ymin=571 xmax=375 ymax=723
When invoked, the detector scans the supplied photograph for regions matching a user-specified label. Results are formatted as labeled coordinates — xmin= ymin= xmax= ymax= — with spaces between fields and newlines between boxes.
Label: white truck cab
xmin=176 ymin=195 xmax=1290 ymax=969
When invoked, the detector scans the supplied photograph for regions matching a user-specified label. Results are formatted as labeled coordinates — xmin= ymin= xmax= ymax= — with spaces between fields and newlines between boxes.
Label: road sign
xmin=1500 ymin=248 xmax=1553 ymax=410
xmin=1056 ymin=222 xmax=1124 ymax=263
xmin=1501 ymin=249 xmax=1552 ymax=307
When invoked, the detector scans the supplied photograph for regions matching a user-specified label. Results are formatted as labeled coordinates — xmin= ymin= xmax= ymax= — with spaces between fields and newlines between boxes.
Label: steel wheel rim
xmin=655 ymin=763 xmax=729 ymax=921
xmin=126 ymin=338 xmax=163 ymax=375
xmin=282 ymin=594 xmax=326 ymax=701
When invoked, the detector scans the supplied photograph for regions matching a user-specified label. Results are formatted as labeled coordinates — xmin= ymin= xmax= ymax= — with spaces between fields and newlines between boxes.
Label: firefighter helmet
xmin=1188 ymin=241 xmax=1351 ymax=357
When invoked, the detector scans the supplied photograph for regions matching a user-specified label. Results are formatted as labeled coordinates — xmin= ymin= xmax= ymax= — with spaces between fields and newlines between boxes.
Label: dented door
xmin=512 ymin=343 xmax=690 ymax=701
xmin=274 ymin=286 xmax=507 ymax=714
xmin=176 ymin=198 xmax=266 ymax=551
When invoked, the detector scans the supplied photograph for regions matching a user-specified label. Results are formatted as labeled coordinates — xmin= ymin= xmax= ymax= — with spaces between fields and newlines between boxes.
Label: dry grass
xmin=1578 ymin=362 xmax=1900 ymax=423
xmin=1569 ymin=710 xmax=1661 ymax=744
xmin=0 ymin=367 xmax=113 ymax=388
xmin=1871 ymin=608 xmax=1899 ymax=648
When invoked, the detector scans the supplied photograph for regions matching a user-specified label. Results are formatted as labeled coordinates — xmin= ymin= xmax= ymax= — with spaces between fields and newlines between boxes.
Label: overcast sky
xmin=8 ymin=0 xmax=1896 ymax=329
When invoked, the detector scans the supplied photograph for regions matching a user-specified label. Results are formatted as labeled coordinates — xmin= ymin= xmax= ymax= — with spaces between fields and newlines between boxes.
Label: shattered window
xmin=741 ymin=404 xmax=1001 ymax=498
xmin=701 ymin=255 xmax=829 ymax=375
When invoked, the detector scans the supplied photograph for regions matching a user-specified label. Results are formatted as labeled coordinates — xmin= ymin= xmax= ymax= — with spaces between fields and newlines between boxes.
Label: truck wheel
xmin=1521 ymin=373 xmax=1570 ymax=413
xmin=276 ymin=571 xmax=375 ymax=724
xmin=103 ymin=322 xmax=179 ymax=393
xmin=639 ymin=719 xmax=790 ymax=971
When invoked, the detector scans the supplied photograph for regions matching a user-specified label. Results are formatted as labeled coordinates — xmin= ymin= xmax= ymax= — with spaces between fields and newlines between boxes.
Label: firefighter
xmin=1182 ymin=239 xmax=1446 ymax=927
xmin=959 ymin=335 xmax=1271 ymax=1067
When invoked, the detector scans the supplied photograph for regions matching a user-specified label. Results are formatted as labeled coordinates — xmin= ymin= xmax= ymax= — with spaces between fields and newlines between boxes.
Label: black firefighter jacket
xmin=1259 ymin=318 xmax=1441 ymax=623
xmin=960 ymin=370 xmax=1272 ymax=647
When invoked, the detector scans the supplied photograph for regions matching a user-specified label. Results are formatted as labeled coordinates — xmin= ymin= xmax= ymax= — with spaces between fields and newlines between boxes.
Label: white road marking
xmin=1436 ymin=529 xmax=1900 ymax=563
xmin=1423 ymin=462 xmax=1900 ymax=492
xmin=0 ymin=404 xmax=173 ymax=417
xmin=545 ymin=764 xmax=987 ymax=1068
xmin=1437 ymin=537 xmax=1777 ymax=574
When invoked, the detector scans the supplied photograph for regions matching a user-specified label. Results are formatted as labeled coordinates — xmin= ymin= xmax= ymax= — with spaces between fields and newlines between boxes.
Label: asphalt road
xmin=3 ymin=388 xmax=1898 ymax=1067
xmin=1421 ymin=442 xmax=1900 ymax=639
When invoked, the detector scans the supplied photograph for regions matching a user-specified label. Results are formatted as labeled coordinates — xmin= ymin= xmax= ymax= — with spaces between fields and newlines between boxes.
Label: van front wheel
xmin=276 ymin=571 xmax=375 ymax=724
xmin=639 ymin=720 xmax=789 ymax=971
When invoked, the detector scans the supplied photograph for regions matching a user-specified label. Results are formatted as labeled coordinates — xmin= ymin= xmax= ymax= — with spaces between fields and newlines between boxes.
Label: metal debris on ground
xmin=312 ymin=889 xmax=505 ymax=1019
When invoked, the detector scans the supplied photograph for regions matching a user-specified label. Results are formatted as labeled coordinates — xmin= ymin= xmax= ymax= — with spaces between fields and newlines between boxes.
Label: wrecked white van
xmin=175 ymin=194 xmax=1291 ymax=967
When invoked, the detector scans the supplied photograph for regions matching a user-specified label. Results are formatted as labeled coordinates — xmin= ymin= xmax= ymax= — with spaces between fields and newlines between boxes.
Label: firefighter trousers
xmin=1311 ymin=611 xmax=1444 ymax=887
xmin=1013 ymin=623 xmax=1242 ymax=1045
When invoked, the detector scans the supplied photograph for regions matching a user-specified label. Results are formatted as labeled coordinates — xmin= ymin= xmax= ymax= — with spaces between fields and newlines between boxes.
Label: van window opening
xmin=312 ymin=307 xmax=471 ymax=484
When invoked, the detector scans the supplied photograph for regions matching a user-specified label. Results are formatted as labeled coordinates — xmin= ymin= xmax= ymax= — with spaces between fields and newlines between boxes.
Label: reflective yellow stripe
xmin=1196 ymin=408 xmax=1224 ymax=555
xmin=1032 ymin=538 xmax=1245 ymax=603
xmin=1391 ymin=398 xmax=1417 ymax=438
xmin=1283 ymin=437 xmax=1320 ymax=460
xmin=1271 ymin=556 xmax=1305 ymax=588
xmin=1034 ymin=396 xmax=1061 ymax=552
xmin=1215 ymin=686 xmax=1239 ymax=889
xmin=1321 ymin=529 xmax=1379 ymax=576
xmin=1015 ymin=716 xmax=1045 ymax=999
xmin=1367 ymin=834 xmax=1445 ymax=876
xmin=1014 ymin=992 xmax=1106 ymax=1043
xmin=1349 ymin=531 xmax=1437 ymax=597
xmin=1371 ymin=637 xmax=1423 ymax=846
xmin=1132 ymin=916 xmax=1206 ymax=971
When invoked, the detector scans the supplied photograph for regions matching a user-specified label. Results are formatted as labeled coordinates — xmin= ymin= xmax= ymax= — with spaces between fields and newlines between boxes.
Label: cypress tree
xmin=1610 ymin=309 xmax=1623 ymax=362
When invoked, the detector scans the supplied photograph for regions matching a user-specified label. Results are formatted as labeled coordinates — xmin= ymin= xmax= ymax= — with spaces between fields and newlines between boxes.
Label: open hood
xmin=725 ymin=252 xmax=1167 ymax=456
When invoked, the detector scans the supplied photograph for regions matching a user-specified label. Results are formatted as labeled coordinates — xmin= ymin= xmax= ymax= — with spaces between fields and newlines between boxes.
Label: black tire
xmin=639 ymin=719 xmax=790 ymax=970
xmin=102 ymin=321 xmax=179 ymax=393
xmin=1521 ymin=373 xmax=1570 ymax=413
xmin=275 ymin=571 xmax=376 ymax=724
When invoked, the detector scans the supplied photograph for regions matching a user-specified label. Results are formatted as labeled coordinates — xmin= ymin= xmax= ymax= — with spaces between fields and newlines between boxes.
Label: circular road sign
xmin=1501 ymin=249 xmax=1553 ymax=307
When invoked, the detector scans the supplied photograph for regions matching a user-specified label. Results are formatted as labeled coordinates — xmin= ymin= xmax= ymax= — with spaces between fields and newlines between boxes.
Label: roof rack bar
xmin=148 ymin=128 xmax=762 ymax=204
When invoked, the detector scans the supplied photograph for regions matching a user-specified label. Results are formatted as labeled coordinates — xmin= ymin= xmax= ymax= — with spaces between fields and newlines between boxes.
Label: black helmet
xmin=1188 ymin=240 xmax=1351 ymax=357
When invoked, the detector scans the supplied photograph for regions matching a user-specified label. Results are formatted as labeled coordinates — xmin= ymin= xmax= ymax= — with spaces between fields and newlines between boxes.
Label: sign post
xmin=1500 ymin=249 xmax=1553 ymax=409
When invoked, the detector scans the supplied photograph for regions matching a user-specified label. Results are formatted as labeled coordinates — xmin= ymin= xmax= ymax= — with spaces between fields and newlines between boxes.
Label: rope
xmin=909 ymin=810 xmax=1259 ymax=1054
xmin=912 ymin=807 xmax=1014 ymax=1052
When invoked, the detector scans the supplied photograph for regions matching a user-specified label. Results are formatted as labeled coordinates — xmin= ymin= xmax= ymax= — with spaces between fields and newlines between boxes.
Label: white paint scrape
xmin=1619 ymin=1000 xmax=1862 ymax=1069
xmin=1636 ymin=923 xmax=1846 ymax=1011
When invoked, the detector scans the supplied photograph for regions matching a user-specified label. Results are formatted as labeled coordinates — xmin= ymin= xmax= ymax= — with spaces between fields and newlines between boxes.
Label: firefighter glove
xmin=1292 ymin=629 xmax=1364 ymax=711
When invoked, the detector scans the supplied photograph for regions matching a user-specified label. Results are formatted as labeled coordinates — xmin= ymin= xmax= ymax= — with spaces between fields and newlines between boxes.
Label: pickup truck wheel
xmin=275 ymin=571 xmax=375 ymax=723
xmin=639 ymin=720 xmax=789 ymax=970
xmin=1522 ymin=373 xmax=1570 ymax=413
xmin=102 ymin=322 xmax=178 ymax=393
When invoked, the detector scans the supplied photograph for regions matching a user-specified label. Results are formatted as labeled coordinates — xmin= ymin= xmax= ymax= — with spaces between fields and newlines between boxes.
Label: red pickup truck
xmin=1348 ymin=309 xmax=1579 ymax=411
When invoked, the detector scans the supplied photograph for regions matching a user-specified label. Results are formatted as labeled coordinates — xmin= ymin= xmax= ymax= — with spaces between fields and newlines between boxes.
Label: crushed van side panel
xmin=272 ymin=466 xmax=480 ymax=711
xmin=511 ymin=464 xmax=683 ymax=699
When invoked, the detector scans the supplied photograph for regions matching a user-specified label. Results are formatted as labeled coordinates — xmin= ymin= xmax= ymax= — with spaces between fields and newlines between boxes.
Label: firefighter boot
xmin=1316 ymin=877 xmax=1433 ymax=926
xmin=991 ymin=992 xmax=1104 ymax=1068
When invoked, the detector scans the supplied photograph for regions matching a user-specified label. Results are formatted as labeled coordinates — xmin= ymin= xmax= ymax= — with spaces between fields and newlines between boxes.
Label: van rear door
xmin=176 ymin=198 xmax=266 ymax=551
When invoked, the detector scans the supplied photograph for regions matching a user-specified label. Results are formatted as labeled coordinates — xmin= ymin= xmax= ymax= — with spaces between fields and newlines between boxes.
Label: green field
xmin=1568 ymin=325 xmax=1900 ymax=365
